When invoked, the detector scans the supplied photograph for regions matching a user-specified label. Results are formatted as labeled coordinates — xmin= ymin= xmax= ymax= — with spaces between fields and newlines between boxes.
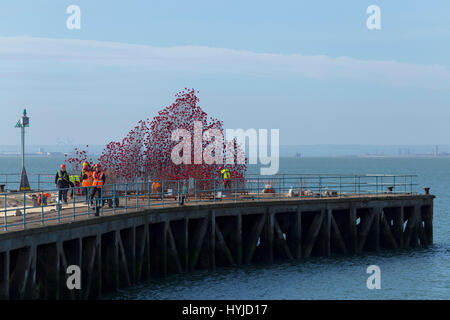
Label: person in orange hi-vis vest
xmin=90 ymin=163 xmax=106 ymax=216
xmin=81 ymin=162 xmax=93 ymax=201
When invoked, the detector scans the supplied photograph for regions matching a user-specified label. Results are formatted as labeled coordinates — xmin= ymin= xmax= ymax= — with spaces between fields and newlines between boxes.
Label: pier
xmin=0 ymin=175 xmax=434 ymax=299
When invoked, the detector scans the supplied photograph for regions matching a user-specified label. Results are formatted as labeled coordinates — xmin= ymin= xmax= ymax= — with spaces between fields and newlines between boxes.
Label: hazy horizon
xmin=0 ymin=143 xmax=448 ymax=157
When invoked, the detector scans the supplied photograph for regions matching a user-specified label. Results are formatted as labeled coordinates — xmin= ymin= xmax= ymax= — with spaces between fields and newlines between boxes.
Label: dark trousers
xmin=58 ymin=188 xmax=68 ymax=203
xmin=223 ymin=179 xmax=231 ymax=190
xmin=57 ymin=181 xmax=70 ymax=203
xmin=90 ymin=187 xmax=103 ymax=202
xmin=90 ymin=187 xmax=105 ymax=206
xmin=90 ymin=187 xmax=103 ymax=216
xmin=83 ymin=187 xmax=90 ymax=201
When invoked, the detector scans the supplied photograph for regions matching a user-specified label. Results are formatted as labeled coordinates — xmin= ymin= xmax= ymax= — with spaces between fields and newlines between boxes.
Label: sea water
xmin=1 ymin=156 xmax=448 ymax=299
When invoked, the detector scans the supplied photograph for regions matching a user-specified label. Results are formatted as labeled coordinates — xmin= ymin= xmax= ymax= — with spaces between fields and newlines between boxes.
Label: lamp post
xmin=15 ymin=109 xmax=30 ymax=191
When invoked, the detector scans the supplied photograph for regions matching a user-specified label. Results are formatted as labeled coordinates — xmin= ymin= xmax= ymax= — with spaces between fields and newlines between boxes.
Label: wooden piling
xmin=183 ymin=218 xmax=189 ymax=272
xmin=210 ymin=211 xmax=216 ymax=270
xmin=215 ymin=222 xmax=235 ymax=265
xmin=114 ymin=230 xmax=120 ymax=290
xmin=167 ymin=224 xmax=183 ymax=273
xmin=274 ymin=216 xmax=293 ymax=260
xmin=245 ymin=213 xmax=266 ymax=265
xmin=189 ymin=218 xmax=208 ymax=271
xmin=424 ymin=204 xmax=433 ymax=245
xmin=96 ymin=234 xmax=102 ymax=298
xmin=303 ymin=210 xmax=324 ymax=258
xmin=380 ymin=210 xmax=398 ymax=249
xmin=404 ymin=206 xmax=420 ymax=249
xmin=236 ymin=214 xmax=242 ymax=265
xmin=357 ymin=209 xmax=375 ymax=253
xmin=4 ymin=251 xmax=9 ymax=300
xmin=369 ymin=207 xmax=381 ymax=252
xmin=318 ymin=209 xmax=331 ymax=256
xmin=330 ymin=213 xmax=347 ymax=254
xmin=291 ymin=207 xmax=302 ymax=259
xmin=265 ymin=211 xmax=274 ymax=263
xmin=392 ymin=207 xmax=404 ymax=248
xmin=348 ymin=207 xmax=357 ymax=253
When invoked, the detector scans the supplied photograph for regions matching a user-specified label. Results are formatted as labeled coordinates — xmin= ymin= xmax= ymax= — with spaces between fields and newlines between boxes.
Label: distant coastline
xmin=0 ymin=152 xmax=66 ymax=157
xmin=1 ymin=153 xmax=449 ymax=159
xmin=1 ymin=144 xmax=450 ymax=158
xmin=356 ymin=154 xmax=450 ymax=158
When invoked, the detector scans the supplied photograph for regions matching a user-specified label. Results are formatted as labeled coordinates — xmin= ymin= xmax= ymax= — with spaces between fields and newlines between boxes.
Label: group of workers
xmin=55 ymin=162 xmax=106 ymax=210
xmin=55 ymin=162 xmax=231 ymax=210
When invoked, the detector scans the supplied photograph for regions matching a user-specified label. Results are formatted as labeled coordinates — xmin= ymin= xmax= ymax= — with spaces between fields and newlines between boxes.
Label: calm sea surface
xmin=0 ymin=156 xmax=449 ymax=299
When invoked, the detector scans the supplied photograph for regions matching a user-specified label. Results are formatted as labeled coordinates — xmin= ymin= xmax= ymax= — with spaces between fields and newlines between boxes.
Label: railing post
xmin=23 ymin=191 xmax=26 ymax=229
xmin=339 ymin=176 xmax=342 ymax=197
xmin=161 ymin=181 xmax=164 ymax=207
xmin=125 ymin=183 xmax=128 ymax=210
xmin=404 ymin=176 xmax=407 ymax=194
xmin=4 ymin=194 xmax=7 ymax=231
xmin=319 ymin=177 xmax=322 ymax=198
xmin=87 ymin=186 xmax=90 ymax=216
xmin=194 ymin=179 xmax=197 ymax=203
xmin=380 ymin=176 xmax=383 ymax=194
xmin=38 ymin=174 xmax=40 ymax=191
xmin=147 ymin=182 xmax=150 ymax=208
xmin=257 ymin=177 xmax=259 ymax=200
xmin=299 ymin=177 xmax=302 ymax=199
xmin=278 ymin=177 xmax=281 ymax=199
xmin=57 ymin=190 xmax=61 ymax=224
xmin=177 ymin=180 xmax=180 ymax=205
xmin=393 ymin=176 xmax=396 ymax=194
xmin=358 ymin=176 xmax=361 ymax=195
xmin=136 ymin=183 xmax=139 ymax=209
xmin=113 ymin=184 xmax=117 ymax=214
xmin=213 ymin=179 xmax=216 ymax=202
xmin=235 ymin=178 xmax=237 ymax=203
xmin=41 ymin=191 xmax=44 ymax=224
xmin=100 ymin=186 xmax=104 ymax=216
xmin=73 ymin=187 xmax=76 ymax=221
xmin=376 ymin=176 xmax=378 ymax=194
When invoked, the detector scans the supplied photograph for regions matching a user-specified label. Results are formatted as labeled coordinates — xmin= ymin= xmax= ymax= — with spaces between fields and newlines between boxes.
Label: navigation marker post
xmin=15 ymin=109 xmax=30 ymax=191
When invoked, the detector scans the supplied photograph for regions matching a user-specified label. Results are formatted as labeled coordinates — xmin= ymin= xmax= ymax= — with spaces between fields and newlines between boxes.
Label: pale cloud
xmin=0 ymin=36 xmax=449 ymax=88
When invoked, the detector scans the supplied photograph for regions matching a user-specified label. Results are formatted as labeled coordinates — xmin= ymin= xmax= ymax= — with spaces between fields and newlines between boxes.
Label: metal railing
xmin=0 ymin=174 xmax=418 ymax=231
xmin=0 ymin=173 xmax=54 ymax=191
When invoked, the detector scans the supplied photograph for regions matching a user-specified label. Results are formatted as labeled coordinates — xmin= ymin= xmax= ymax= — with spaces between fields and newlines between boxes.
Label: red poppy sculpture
xmin=67 ymin=89 xmax=247 ymax=186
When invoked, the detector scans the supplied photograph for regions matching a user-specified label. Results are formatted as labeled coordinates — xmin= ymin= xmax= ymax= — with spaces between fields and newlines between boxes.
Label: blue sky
xmin=0 ymin=0 xmax=449 ymax=147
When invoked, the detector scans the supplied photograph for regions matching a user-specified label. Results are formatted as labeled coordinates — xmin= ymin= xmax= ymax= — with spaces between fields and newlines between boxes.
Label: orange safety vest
xmin=36 ymin=193 xmax=50 ymax=205
xmin=152 ymin=182 xmax=162 ymax=193
xmin=92 ymin=171 xmax=104 ymax=187
xmin=82 ymin=170 xmax=93 ymax=187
